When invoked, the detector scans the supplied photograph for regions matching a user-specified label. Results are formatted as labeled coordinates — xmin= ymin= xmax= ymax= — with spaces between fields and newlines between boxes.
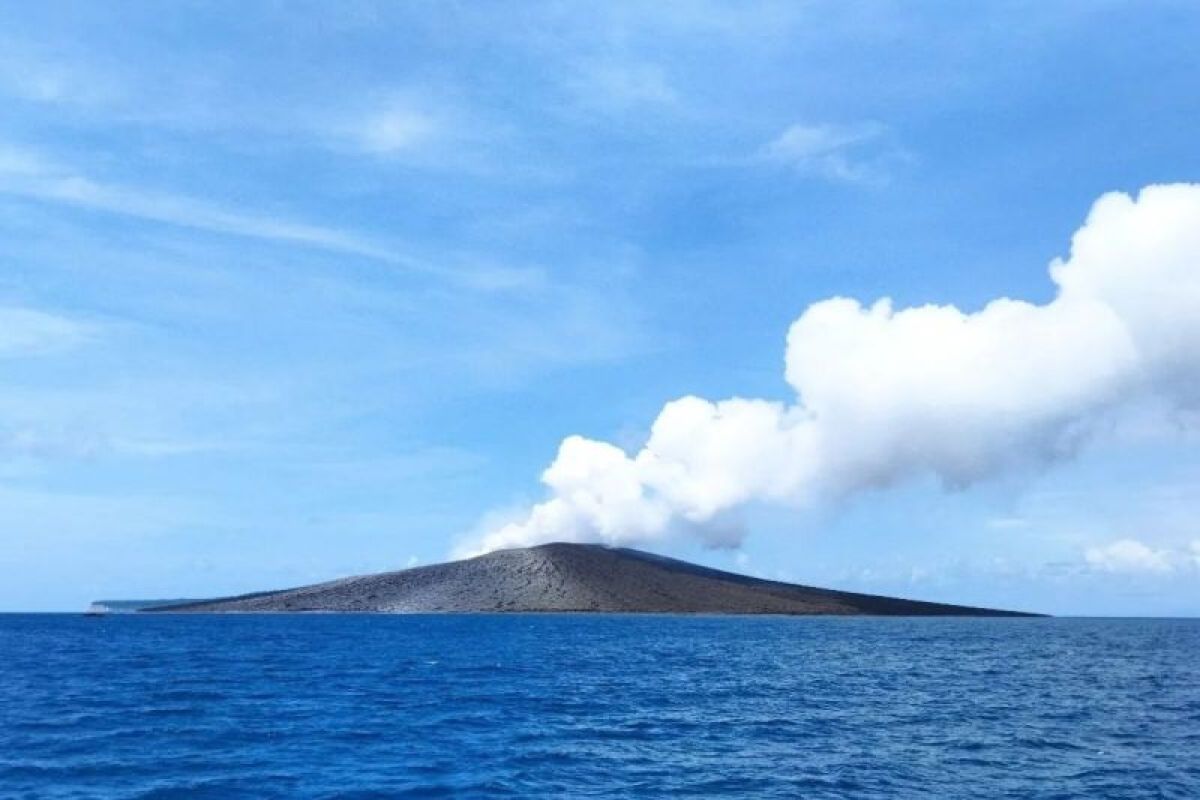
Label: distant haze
xmin=465 ymin=184 xmax=1200 ymax=556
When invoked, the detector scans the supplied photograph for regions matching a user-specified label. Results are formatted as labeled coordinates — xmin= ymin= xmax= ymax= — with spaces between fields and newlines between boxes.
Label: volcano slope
xmin=153 ymin=543 xmax=1038 ymax=616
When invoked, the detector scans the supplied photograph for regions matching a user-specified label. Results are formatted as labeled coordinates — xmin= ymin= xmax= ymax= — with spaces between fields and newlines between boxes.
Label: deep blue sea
xmin=2 ymin=615 xmax=1198 ymax=799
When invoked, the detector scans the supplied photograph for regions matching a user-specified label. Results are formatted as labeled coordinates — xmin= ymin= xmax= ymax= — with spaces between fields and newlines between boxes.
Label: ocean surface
xmin=2 ymin=615 xmax=1198 ymax=799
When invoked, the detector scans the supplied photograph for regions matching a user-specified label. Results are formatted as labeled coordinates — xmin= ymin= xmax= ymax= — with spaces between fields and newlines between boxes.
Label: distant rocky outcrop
xmin=142 ymin=543 xmax=1038 ymax=616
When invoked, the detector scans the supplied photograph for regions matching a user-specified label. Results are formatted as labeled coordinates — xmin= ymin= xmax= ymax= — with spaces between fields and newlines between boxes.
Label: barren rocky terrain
xmin=153 ymin=543 xmax=1036 ymax=616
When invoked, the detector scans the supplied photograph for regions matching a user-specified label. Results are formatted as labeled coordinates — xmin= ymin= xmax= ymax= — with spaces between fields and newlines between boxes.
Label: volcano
xmin=147 ymin=543 xmax=1038 ymax=616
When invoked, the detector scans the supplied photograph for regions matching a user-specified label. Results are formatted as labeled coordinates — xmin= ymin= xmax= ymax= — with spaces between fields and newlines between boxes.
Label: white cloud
xmin=987 ymin=516 xmax=1030 ymax=530
xmin=354 ymin=104 xmax=438 ymax=155
xmin=0 ymin=147 xmax=395 ymax=260
xmin=1084 ymin=539 xmax=1174 ymax=574
xmin=0 ymin=307 xmax=91 ymax=357
xmin=762 ymin=121 xmax=901 ymax=183
xmin=460 ymin=183 xmax=1200 ymax=557
xmin=0 ymin=143 xmax=537 ymax=291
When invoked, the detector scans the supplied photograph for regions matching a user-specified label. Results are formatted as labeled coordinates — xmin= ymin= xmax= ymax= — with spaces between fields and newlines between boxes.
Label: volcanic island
xmin=91 ymin=543 xmax=1039 ymax=616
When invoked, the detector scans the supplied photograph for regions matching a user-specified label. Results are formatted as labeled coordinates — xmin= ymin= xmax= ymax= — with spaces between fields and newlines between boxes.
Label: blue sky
xmin=2 ymin=1 xmax=1200 ymax=613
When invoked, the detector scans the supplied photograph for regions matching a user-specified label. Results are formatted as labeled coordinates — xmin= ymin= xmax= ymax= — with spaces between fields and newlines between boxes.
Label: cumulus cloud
xmin=460 ymin=184 xmax=1200 ymax=557
xmin=1085 ymin=539 xmax=1175 ymax=574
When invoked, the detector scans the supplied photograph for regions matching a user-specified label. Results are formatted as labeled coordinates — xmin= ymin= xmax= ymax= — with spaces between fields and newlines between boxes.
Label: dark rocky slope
xmin=153 ymin=543 xmax=1038 ymax=616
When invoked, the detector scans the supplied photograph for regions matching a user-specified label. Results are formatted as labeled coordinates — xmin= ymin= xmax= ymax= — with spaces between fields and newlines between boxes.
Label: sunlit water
xmin=2 ymin=614 xmax=1198 ymax=798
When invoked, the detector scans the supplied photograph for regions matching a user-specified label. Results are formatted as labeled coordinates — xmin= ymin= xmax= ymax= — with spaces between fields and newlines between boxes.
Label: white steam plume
xmin=460 ymin=184 xmax=1200 ymax=557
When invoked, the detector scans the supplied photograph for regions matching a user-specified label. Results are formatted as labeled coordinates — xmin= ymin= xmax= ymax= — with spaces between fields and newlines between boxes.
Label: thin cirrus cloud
xmin=0 ymin=307 xmax=92 ymax=358
xmin=566 ymin=60 xmax=679 ymax=113
xmin=0 ymin=143 xmax=542 ymax=292
xmin=329 ymin=93 xmax=455 ymax=158
xmin=321 ymin=91 xmax=525 ymax=178
xmin=355 ymin=105 xmax=439 ymax=154
xmin=0 ymin=144 xmax=406 ymax=261
xmin=761 ymin=121 xmax=904 ymax=184
xmin=0 ymin=42 xmax=439 ymax=160
xmin=459 ymin=183 xmax=1200 ymax=558
xmin=0 ymin=40 xmax=121 ymax=109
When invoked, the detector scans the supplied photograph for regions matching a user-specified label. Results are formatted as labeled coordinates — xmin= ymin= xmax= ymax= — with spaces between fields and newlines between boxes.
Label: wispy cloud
xmin=0 ymin=40 xmax=121 ymax=108
xmin=0 ymin=142 xmax=538 ymax=290
xmin=355 ymin=104 xmax=439 ymax=154
xmin=0 ymin=425 xmax=230 ymax=462
xmin=1084 ymin=538 xmax=1177 ymax=574
xmin=0 ymin=144 xmax=398 ymax=258
xmin=0 ymin=307 xmax=92 ymax=357
xmin=986 ymin=516 xmax=1031 ymax=530
xmin=761 ymin=121 xmax=905 ymax=184
xmin=326 ymin=92 xmax=460 ymax=159
xmin=567 ymin=59 xmax=678 ymax=113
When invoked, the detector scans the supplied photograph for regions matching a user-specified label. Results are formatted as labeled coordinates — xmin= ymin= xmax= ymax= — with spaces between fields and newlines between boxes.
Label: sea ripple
xmin=1 ymin=615 xmax=1197 ymax=798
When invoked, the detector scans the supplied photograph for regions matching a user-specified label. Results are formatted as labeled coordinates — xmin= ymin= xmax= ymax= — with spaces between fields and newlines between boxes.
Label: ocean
xmin=2 ymin=614 xmax=1197 ymax=798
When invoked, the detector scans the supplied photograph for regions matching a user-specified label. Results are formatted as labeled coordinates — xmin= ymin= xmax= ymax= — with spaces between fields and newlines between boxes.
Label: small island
xmin=102 ymin=543 xmax=1040 ymax=616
